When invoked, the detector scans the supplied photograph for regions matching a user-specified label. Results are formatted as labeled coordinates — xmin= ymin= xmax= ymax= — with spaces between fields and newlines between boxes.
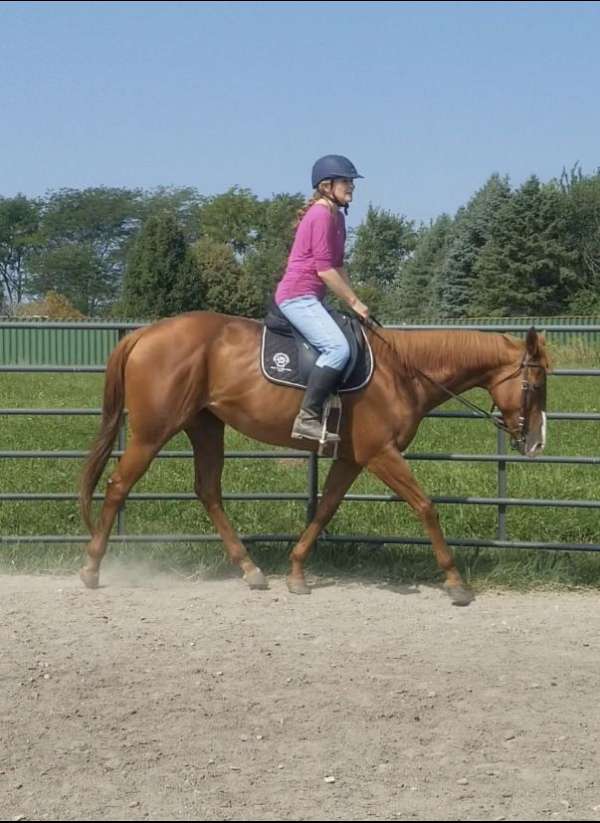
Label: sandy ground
xmin=1 ymin=568 xmax=600 ymax=821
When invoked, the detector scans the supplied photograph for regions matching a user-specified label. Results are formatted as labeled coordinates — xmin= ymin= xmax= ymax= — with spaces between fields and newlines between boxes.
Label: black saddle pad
xmin=260 ymin=305 xmax=374 ymax=393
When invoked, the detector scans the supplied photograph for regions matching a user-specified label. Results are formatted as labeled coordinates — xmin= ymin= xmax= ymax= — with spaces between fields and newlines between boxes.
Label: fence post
xmin=307 ymin=453 xmax=318 ymax=524
xmin=497 ymin=427 xmax=507 ymax=540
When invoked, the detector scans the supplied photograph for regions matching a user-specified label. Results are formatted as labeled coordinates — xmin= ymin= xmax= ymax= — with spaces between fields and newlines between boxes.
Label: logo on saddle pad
xmin=271 ymin=352 xmax=292 ymax=373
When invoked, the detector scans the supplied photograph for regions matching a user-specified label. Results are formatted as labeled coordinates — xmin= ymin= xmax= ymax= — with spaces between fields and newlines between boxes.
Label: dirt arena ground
xmin=2 ymin=569 xmax=600 ymax=821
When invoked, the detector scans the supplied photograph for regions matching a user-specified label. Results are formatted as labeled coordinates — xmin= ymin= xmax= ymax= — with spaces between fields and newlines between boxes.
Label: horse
xmin=79 ymin=312 xmax=549 ymax=606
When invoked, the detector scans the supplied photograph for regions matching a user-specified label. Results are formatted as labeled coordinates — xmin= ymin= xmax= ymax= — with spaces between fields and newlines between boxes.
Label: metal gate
xmin=1 ymin=320 xmax=599 ymax=552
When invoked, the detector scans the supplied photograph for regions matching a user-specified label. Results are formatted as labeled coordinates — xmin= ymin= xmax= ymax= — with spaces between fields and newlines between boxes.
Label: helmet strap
xmin=319 ymin=182 xmax=349 ymax=213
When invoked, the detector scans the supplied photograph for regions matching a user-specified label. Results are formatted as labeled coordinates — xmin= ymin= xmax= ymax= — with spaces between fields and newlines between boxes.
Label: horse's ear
xmin=525 ymin=326 xmax=541 ymax=358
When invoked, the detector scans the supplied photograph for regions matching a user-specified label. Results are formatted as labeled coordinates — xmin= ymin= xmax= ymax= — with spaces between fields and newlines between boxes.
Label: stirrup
xmin=291 ymin=410 xmax=340 ymax=444
xmin=318 ymin=395 xmax=342 ymax=459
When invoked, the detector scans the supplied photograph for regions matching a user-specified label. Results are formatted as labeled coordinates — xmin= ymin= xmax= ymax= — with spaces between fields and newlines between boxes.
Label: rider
xmin=274 ymin=154 xmax=370 ymax=443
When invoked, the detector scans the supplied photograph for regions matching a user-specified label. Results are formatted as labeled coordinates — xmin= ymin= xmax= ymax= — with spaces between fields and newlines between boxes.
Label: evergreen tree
xmin=348 ymin=205 xmax=416 ymax=287
xmin=120 ymin=213 xmax=199 ymax=319
xmin=191 ymin=236 xmax=244 ymax=316
xmin=471 ymin=176 xmax=577 ymax=316
xmin=559 ymin=166 xmax=600 ymax=314
xmin=169 ymin=249 xmax=207 ymax=315
xmin=439 ymin=174 xmax=512 ymax=317
xmin=395 ymin=214 xmax=453 ymax=320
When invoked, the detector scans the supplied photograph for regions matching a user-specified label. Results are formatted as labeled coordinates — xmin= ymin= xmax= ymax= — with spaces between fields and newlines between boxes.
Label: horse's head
xmin=489 ymin=327 xmax=549 ymax=458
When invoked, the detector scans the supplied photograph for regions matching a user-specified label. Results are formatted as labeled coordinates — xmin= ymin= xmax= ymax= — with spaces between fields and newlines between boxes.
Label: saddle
xmin=260 ymin=302 xmax=374 ymax=458
xmin=261 ymin=301 xmax=374 ymax=392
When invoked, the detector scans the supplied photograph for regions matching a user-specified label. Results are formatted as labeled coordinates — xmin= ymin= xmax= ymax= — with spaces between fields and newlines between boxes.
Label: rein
xmin=362 ymin=316 xmax=546 ymax=450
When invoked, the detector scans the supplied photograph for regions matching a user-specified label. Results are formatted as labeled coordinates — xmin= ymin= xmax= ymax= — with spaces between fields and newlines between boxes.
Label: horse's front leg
xmin=368 ymin=443 xmax=474 ymax=606
xmin=288 ymin=457 xmax=362 ymax=595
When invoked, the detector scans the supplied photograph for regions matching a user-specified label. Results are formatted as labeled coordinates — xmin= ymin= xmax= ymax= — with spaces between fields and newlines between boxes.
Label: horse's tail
xmin=79 ymin=328 xmax=145 ymax=533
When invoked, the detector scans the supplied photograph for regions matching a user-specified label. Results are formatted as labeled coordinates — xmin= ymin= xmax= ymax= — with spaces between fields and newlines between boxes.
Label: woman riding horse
xmin=274 ymin=155 xmax=370 ymax=444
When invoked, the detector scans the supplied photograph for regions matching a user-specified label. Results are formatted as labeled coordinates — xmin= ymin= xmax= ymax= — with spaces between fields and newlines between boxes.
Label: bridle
xmin=487 ymin=354 xmax=547 ymax=451
xmin=363 ymin=316 xmax=547 ymax=452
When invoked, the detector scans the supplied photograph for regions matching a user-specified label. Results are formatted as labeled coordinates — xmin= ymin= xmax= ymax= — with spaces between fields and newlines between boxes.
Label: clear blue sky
xmin=2 ymin=1 xmax=599 ymax=229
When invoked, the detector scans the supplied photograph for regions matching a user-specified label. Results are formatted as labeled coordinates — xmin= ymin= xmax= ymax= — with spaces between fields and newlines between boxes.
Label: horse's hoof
xmin=445 ymin=583 xmax=474 ymax=606
xmin=287 ymin=576 xmax=311 ymax=595
xmin=243 ymin=568 xmax=269 ymax=590
xmin=80 ymin=568 xmax=100 ymax=589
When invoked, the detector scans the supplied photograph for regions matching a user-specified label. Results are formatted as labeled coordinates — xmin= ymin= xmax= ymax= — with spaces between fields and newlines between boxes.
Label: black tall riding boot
xmin=291 ymin=365 xmax=342 ymax=442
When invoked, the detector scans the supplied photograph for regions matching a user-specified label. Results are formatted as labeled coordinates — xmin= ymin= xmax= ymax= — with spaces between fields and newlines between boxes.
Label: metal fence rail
xmin=1 ymin=320 xmax=599 ymax=552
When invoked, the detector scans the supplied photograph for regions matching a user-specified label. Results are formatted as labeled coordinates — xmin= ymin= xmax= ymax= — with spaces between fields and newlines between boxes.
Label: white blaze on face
xmin=526 ymin=411 xmax=547 ymax=456
xmin=541 ymin=411 xmax=547 ymax=449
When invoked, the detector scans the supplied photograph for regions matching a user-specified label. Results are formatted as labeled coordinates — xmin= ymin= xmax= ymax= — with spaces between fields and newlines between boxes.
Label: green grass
xmin=1 ymin=343 xmax=600 ymax=588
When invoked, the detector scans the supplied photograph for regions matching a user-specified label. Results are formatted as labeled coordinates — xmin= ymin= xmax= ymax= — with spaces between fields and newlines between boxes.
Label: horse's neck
xmin=389 ymin=330 xmax=515 ymax=405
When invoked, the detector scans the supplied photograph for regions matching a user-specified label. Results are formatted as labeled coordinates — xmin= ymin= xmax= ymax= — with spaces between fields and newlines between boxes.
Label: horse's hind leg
xmin=80 ymin=437 xmax=161 ymax=589
xmin=185 ymin=411 xmax=268 ymax=590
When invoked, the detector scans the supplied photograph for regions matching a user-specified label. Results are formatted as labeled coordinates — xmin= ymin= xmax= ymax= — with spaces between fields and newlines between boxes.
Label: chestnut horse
xmin=80 ymin=312 xmax=549 ymax=606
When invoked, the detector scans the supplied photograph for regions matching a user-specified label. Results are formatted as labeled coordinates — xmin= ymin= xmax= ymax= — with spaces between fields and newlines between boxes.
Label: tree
xmin=191 ymin=192 xmax=305 ymax=318
xmin=120 ymin=213 xmax=201 ymax=319
xmin=395 ymin=214 xmax=454 ymax=320
xmin=558 ymin=165 xmax=600 ymax=314
xmin=29 ymin=244 xmax=106 ymax=316
xmin=197 ymin=187 xmax=263 ymax=256
xmin=259 ymin=192 xmax=305 ymax=252
xmin=348 ymin=205 xmax=416 ymax=287
xmin=187 ymin=236 xmax=242 ymax=315
xmin=236 ymin=244 xmax=286 ymax=318
xmin=439 ymin=174 xmax=512 ymax=317
xmin=234 ymin=193 xmax=305 ymax=318
xmin=141 ymin=186 xmax=205 ymax=243
xmin=0 ymin=195 xmax=42 ymax=308
xmin=27 ymin=187 xmax=142 ymax=315
xmin=471 ymin=177 xmax=577 ymax=316
xmin=14 ymin=290 xmax=86 ymax=320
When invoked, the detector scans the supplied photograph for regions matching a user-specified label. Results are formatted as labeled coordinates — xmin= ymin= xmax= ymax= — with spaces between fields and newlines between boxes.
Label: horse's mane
xmin=380 ymin=329 xmax=523 ymax=377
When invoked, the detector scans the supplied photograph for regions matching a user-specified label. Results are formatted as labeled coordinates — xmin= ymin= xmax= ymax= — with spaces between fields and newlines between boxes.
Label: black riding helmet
xmin=311 ymin=155 xmax=364 ymax=189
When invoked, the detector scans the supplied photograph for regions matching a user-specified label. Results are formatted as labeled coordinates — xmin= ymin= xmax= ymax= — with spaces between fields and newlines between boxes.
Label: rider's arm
xmin=337 ymin=266 xmax=352 ymax=286
xmin=312 ymin=209 xmax=369 ymax=319
xmin=318 ymin=267 xmax=369 ymax=319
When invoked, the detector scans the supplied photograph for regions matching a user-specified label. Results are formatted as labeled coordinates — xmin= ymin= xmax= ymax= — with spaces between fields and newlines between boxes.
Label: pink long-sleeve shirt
xmin=275 ymin=203 xmax=346 ymax=304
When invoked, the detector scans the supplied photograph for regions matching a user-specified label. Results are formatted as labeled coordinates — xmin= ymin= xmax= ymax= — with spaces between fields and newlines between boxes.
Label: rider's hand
xmin=351 ymin=299 xmax=370 ymax=321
